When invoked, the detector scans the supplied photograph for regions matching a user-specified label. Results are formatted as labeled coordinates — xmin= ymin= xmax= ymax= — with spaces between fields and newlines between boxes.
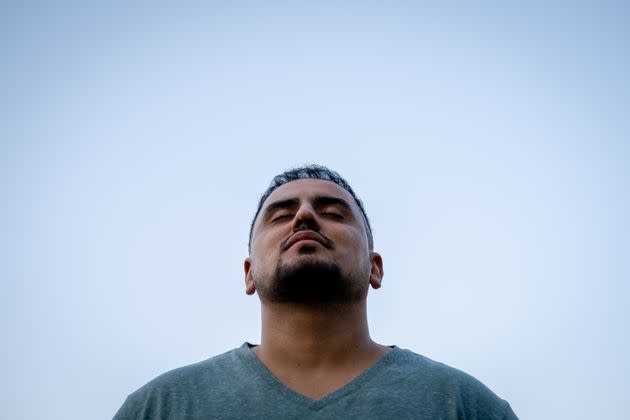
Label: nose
xmin=291 ymin=203 xmax=321 ymax=232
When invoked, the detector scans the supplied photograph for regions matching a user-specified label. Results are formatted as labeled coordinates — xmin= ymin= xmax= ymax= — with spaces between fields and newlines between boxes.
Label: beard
xmin=256 ymin=257 xmax=365 ymax=305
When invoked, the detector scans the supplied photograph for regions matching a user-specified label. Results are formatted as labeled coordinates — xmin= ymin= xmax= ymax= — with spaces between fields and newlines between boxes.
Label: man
xmin=114 ymin=164 xmax=518 ymax=419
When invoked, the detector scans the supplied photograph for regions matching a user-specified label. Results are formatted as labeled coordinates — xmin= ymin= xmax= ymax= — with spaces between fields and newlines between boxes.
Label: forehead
xmin=262 ymin=179 xmax=358 ymax=211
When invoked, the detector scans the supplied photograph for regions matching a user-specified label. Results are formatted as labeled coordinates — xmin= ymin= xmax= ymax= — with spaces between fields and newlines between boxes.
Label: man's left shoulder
xmin=379 ymin=347 xmax=518 ymax=419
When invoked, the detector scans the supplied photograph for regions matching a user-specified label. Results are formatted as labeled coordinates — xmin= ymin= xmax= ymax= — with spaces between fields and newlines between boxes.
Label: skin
xmin=244 ymin=179 xmax=388 ymax=400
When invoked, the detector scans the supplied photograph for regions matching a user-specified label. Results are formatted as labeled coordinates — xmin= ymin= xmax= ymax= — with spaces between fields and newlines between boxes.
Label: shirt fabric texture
xmin=114 ymin=343 xmax=518 ymax=420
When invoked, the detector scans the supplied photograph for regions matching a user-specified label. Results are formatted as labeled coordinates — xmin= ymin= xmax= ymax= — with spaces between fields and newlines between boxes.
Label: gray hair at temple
xmin=248 ymin=164 xmax=374 ymax=253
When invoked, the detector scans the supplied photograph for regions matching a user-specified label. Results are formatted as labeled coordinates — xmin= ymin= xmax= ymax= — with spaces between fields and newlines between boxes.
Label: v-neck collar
xmin=235 ymin=342 xmax=401 ymax=411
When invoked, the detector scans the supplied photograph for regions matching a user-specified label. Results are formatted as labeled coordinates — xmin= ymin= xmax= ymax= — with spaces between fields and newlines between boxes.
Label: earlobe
xmin=244 ymin=258 xmax=256 ymax=295
xmin=369 ymin=252 xmax=384 ymax=289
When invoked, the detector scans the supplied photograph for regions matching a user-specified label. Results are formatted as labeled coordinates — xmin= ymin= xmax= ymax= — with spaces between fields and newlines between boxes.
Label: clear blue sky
xmin=2 ymin=2 xmax=629 ymax=419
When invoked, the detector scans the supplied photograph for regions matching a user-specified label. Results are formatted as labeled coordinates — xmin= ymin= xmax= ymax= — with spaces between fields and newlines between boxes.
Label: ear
xmin=244 ymin=257 xmax=256 ymax=295
xmin=369 ymin=252 xmax=384 ymax=289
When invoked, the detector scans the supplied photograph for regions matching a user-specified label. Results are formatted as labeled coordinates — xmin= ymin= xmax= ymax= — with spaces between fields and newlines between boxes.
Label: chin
xmin=257 ymin=257 xmax=359 ymax=304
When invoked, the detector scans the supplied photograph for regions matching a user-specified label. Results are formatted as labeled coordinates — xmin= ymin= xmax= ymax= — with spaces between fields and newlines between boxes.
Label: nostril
xmin=292 ymin=210 xmax=320 ymax=232
xmin=294 ymin=219 xmax=315 ymax=231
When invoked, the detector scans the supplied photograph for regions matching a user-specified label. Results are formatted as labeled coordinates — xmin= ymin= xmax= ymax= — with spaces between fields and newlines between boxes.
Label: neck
xmin=254 ymin=300 xmax=384 ymax=369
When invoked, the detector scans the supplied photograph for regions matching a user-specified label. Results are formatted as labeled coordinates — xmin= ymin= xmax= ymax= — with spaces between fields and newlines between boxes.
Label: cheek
xmin=251 ymin=230 xmax=280 ymax=258
xmin=250 ymin=240 xmax=281 ymax=277
xmin=249 ymin=257 xmax=272 ymax=286
xmin=337 ymin=226 xmax=370 ymax=252
xmin=335 ymin=235 xmax=371 ymax=268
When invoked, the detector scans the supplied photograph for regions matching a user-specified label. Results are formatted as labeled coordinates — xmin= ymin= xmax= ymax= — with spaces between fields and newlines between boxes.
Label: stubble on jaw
xmin=255 ymin=257 xmax=365 ymax=305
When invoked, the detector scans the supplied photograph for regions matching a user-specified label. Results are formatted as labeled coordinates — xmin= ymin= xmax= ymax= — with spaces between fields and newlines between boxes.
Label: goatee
xmin=259 ymin=258 xmax=362 ymax=304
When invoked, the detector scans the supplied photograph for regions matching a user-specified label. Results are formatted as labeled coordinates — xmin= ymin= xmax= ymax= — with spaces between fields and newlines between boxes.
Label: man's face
xmin=244 ymin=179 xmax=383 ymax=304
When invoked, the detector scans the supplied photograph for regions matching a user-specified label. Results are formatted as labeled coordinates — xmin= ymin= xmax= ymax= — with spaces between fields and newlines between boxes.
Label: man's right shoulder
xmin=113 ymin=344 xmax=249 ymax=419
xmin=132 ymin=345 xmax=243 ymax=392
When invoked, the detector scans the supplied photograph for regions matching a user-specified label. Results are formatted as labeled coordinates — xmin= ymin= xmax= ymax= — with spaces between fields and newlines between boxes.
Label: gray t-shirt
xmin=114 ymin=343 xmax=517 ymax=419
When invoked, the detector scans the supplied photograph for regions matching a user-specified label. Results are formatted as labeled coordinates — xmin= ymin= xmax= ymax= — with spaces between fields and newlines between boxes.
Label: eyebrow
xmin=262 ymin=195 xmax=353 ymax=219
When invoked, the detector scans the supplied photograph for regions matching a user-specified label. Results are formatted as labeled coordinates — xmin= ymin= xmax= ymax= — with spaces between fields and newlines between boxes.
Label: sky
xmin=2 ymin=2 xmax=629 ymax=419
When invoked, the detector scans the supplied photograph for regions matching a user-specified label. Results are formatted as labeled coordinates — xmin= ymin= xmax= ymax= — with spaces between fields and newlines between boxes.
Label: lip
xmin=283 ymin=231 xmax=330 ymax=250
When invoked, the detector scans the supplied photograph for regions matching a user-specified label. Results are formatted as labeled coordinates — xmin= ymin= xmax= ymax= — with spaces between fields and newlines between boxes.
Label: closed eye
xmin=271 ymin=214 xmax=294 ymax=223
xmin=321 ymin=212 xmax=344 ymax=219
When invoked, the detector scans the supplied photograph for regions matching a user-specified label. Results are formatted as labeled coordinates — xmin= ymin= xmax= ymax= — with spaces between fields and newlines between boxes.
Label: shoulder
xmin=381 ymin=347 xmax=517 ymax=419
xmin=391 ymin=347 xmax=485 ymax=388
xmin=132 ymin=345 xmax=243 ymax=394
xmin=113 ymin=345 xmax=250 ymax=420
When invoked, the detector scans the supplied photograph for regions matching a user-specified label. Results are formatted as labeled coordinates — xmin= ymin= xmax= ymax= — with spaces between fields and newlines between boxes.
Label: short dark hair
xmin=248 ymin=164 xmax=374 ymax=253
